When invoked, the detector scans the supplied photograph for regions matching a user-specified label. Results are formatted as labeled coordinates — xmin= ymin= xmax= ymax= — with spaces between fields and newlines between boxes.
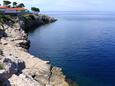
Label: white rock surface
xmin=0 ymin=15 xmax=69 ymax=86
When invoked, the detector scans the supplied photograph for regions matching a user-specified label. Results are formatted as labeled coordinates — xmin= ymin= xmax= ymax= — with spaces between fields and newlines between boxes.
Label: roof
xmin=0 ymin=6 xmax=27 ymax=11
xmin=0 ymin=6 xmax=7 ymax=9
xmin=6 ymin=8 xmax=27 ymax=11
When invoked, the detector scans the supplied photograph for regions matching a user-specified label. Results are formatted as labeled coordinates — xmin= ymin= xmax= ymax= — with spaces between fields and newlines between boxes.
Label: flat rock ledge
xmin=0 ymin=14 xmax=71 ymax=86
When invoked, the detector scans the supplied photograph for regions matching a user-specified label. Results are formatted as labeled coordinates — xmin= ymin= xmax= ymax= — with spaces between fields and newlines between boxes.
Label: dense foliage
xmin=17 ymin=3 xmax=25 ymax=8
xmin=13 ymin=2 xmax=17 ymax=8
xmin=31 ymin=7 xmax=40 ymax=13
xmin=3 ymin=0 xmax=25 ymax=8
xmin=3 ymin=0 xmax=11 ymax=6
xmin=0 ymin=14 xmax=14 ymax=30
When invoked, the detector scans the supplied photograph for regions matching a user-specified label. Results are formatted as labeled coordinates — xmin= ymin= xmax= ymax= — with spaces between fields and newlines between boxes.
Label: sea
xmin=28 ymin=11 xmax=115 ymax=86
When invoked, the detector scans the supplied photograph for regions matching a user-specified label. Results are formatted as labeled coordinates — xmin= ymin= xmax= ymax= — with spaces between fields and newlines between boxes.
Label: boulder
xmin=0 ymin=56 xmax=25 ymax=80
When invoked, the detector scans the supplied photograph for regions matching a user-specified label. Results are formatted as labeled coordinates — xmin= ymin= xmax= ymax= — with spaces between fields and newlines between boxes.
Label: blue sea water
xmin=28 ymin=11 xmax=115 ymax=86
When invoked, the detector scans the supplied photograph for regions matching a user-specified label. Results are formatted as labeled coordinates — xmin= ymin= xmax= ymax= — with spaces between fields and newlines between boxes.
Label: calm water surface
xmin=28 ymin=11 xmax=115 ymax=86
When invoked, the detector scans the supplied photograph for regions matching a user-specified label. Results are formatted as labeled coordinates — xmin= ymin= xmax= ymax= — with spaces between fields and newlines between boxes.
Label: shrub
xmin=29 ymin=14 xmax=35 ymax=20
xmin=22 ymin=14 xmax=35 ymax=20
xmin=0 ymin=14 xmax=14 ymax=23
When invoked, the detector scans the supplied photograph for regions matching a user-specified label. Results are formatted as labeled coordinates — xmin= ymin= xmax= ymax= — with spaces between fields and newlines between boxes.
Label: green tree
xmin=36 ymin=8 xmax=40 ymax=12
xmin=13 ymin=2 xmax=17 ymax=8
xmin=31 ymin=7 xmax=40 ymax=14
xmin=17 ymin=3 xmax=25 ymax=8
xmin=31 ymin=7 xmax=36 ymax=12
xmin=3 ymin=0 xmax=11 ymax=6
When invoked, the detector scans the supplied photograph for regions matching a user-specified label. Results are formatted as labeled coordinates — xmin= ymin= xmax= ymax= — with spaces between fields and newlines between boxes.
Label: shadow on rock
xmin=0 ymin=29 xmax=7 ymax=38
xmin=0 ymin=55 xmax=26 ymax=86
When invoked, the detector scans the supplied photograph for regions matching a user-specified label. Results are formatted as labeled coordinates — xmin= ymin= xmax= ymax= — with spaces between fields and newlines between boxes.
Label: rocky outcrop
xmin=0 ymin=14 xmax=70 ymax=86
xmin=20 ymin=14 xmax=57 ymax=32
xmin=0 ymin=55 xmax=25 ymax=80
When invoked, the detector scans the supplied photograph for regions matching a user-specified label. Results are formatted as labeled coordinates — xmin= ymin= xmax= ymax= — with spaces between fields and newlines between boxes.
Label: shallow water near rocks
xmin=28 ymin=11 xmax=115 ymax=86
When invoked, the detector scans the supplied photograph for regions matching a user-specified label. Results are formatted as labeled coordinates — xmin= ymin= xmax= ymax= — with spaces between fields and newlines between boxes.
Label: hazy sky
xmin=0 ymin=0 xmax=115 ymax=11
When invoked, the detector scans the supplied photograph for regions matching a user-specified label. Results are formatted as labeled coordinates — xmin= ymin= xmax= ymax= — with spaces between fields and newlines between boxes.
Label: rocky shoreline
xmin=0 ymin=14 xmax=72 ymax=86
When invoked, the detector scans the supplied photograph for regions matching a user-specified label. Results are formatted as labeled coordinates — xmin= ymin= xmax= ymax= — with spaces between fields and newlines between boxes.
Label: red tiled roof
xmin=0 ymin=6 xmax=7 ymax=8
xmin=0 ymin=6 xmax=27 ymax=11
xmin=6 ymin=8 xmax=27 ymax=11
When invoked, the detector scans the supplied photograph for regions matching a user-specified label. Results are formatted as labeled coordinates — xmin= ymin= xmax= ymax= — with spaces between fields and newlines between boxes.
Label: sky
xmin=0 ymin=0 xmax=115 ymax=11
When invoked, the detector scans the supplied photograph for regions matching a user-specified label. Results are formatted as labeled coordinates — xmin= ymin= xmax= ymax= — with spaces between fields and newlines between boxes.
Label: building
xmin=0 ymin=6 xmax=29 ymax=15
xmin=0 ymin=6 xmax=6 ymax=13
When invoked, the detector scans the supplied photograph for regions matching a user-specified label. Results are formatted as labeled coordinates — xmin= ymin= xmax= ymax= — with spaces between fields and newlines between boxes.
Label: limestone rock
xmin=50 ymin=67 xmax=69 ymax=86
xmin=0 ymin=55 xmax=25 ymax=80
xmin=9 ymin=74 xmax=42 ymax=86
xmin=0 ymin=14 xmax=70 ymax=86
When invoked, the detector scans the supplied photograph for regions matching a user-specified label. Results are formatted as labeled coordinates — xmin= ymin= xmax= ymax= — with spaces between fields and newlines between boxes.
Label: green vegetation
xmin=22 ymin=14 xmax=36 ymax=26
xmin=28 ymin=14 xmax=36 ymax=20
xmin=31 ymin=7 xmax=40 ymax=14
xmin=0 ymin=14 xmax=15 ymax=30
xmin=17 ymin=3 xmax=25 ymax=8
xmin=3 ymin=0 xmax=25 ymax=8
xmin=0 ymin=63 xmax=4 ymax=70
xmin=21 ymin=14 xmax=37 ymax=32
xmin=23 ymin=14 xmax=35 ymax=20
xmin=3 ymin=0 xmax=11 ymax=6
xmin=13 ymin=2 xmax=17 ymax=8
